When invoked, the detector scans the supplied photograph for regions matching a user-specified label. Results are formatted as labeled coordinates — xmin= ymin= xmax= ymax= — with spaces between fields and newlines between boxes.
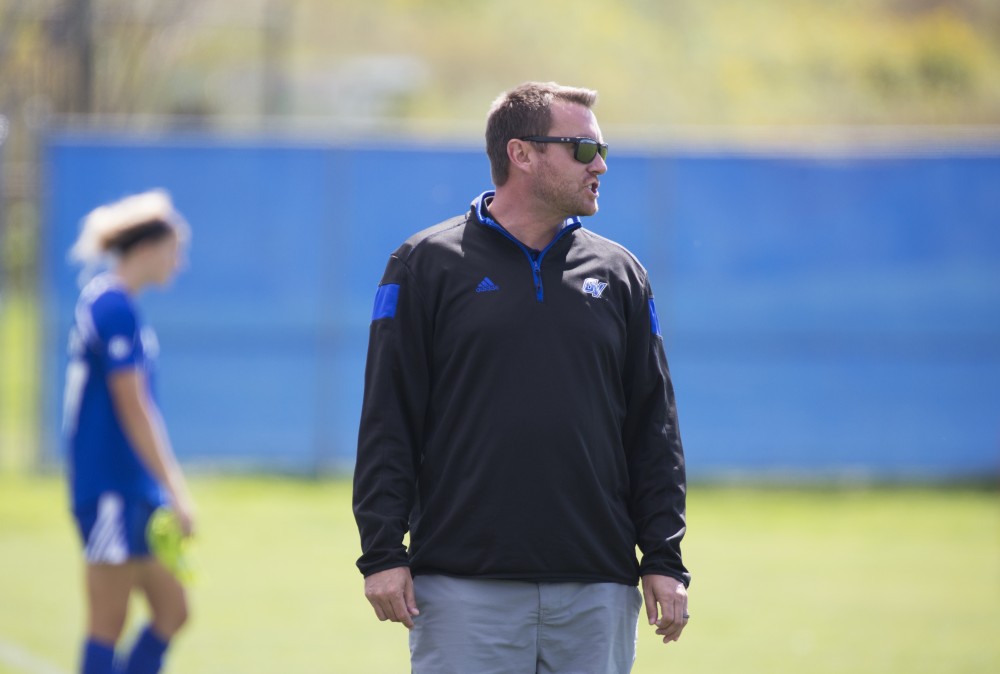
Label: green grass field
xmin=1 ymin=475 xmax=997 ymax=674
xmin=0 ymin=291 xmax=39 ymax=473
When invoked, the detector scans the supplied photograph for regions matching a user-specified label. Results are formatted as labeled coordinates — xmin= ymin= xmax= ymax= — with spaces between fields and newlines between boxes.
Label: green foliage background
xmin=3 ymin=0 xmax=999 ymax=127
xmin=297 ymin=0 xmax=1000 ymax=126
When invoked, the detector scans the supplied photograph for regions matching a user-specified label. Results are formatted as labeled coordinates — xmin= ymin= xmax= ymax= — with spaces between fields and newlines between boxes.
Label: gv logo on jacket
xmin=582 ymin=277 xmax=608 ymax=298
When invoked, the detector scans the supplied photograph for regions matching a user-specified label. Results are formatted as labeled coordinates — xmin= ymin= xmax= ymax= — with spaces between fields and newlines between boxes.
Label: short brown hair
xmin=485 ymin=82 xmax=598 ymax=186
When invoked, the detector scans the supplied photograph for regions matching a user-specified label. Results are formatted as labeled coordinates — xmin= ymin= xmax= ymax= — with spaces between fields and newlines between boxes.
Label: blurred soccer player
xmin=63 ymin=190 xmax=195 ymax=674
xmin=354 ymin=82 xmax=690 ymax=673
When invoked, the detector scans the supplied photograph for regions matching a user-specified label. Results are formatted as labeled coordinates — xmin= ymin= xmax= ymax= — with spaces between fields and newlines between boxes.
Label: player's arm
xmin=108 ymin=367 xmax=195 ymax=536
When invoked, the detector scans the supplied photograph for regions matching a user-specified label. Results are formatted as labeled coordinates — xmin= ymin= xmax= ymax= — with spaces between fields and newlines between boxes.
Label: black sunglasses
xmin=520 ymin=136 xmax=609 ymax=164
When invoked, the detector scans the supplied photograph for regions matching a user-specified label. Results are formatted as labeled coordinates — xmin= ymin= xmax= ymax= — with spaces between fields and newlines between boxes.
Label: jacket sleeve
xmin=353 ymin=253 xmax=431 ymax=577
xmin=622 ymin=277 xmax=690 ymax=587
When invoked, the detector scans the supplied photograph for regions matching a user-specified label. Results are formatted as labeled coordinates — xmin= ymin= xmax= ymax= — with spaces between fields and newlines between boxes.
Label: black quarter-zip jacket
xmin=353 ymin=191 xmax=689 ymax=587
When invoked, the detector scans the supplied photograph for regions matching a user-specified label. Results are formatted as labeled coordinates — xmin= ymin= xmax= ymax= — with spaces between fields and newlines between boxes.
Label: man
xmin=353 ymin=81 xmax=689 ymax=674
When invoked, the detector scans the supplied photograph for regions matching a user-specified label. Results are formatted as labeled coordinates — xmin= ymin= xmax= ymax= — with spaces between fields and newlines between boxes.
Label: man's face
xmin=531 ymin=100 xmax=608 ymax=219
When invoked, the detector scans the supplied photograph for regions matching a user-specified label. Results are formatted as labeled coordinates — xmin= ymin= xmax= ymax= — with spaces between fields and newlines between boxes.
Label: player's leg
xmin=536 ymin=582 xmax=643 ymax=674
xmin=409 ymin=575 xmax=538 ymax=674
xmin=117 ymin=561 xmax=187 ymax=674
xmin=118 ymin=502 xmax=189 ymax=674
xmin=137 ymin=558 xmax=189 ymax=638
xmin=82 ymin=562 xmax=139 ymax=673
xmin=75 ymin=493 xmax=140 ymax=674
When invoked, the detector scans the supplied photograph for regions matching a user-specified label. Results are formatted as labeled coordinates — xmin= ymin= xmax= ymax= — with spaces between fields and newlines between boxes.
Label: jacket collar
xmin=471 ymin=190 xmax=583 ymax=233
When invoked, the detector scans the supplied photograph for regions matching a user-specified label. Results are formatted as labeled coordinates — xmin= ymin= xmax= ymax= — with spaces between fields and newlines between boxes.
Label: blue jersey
xmin=63 ymin=274 xmax=166 ymax=510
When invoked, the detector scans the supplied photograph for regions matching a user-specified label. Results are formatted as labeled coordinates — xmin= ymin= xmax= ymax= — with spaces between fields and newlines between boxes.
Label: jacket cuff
xmin=638 ymin=559 xmax=691 ymax=588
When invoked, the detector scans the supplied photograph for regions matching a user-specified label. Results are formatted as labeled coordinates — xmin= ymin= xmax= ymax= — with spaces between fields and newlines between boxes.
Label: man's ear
xmin=507 ymin=138 xmax=535 ymax=175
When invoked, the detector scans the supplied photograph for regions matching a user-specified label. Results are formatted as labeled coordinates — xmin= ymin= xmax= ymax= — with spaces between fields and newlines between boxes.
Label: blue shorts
xmin=73 ymin=492 xmax=158 ymax=564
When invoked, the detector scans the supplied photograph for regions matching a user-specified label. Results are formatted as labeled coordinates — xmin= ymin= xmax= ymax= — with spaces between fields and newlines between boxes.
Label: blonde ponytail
xmin=68 ymin=189 xmax=189 ymax=283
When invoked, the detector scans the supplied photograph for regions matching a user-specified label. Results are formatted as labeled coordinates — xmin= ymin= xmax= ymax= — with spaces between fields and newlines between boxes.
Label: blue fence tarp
xmin=41 ymin=134 xmax=1000 ymax=478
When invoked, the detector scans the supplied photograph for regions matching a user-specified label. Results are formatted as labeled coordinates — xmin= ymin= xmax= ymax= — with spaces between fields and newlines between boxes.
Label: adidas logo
xmin=475 ymin=277 xmax=500 ymax=293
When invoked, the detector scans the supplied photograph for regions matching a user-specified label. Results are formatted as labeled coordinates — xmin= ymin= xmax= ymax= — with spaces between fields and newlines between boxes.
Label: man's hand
xmin=641 ymin=574 xmax=689 ymax=644
xmin=364 ymin=566 xmax=420 ymax=630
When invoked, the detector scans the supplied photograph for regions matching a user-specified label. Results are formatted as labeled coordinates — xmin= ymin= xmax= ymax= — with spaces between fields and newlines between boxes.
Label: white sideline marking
xmin=0 ymin=639 xmax=69 ymax=674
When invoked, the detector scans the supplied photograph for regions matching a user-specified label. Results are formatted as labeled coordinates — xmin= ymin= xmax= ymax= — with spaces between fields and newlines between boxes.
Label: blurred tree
xmin=3 ymin=0 xmax=997 ymax=133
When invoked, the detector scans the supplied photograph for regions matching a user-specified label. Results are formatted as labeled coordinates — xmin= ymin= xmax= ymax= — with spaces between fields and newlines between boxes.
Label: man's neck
xmin=487 ymin=191 xmax=566 ymax=251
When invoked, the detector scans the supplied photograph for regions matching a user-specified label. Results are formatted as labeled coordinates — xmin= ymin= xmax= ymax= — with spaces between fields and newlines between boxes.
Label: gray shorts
xmin=409 ymin=575 xmax=643 ymax=674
